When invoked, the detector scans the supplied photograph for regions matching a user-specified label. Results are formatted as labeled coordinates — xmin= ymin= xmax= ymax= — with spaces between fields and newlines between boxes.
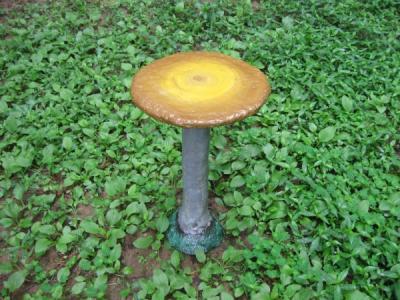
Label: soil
xmin=39 ymin=248 xmax=64 ymax=272
xmin=0 ymin=253 xmax=10 ymax=292
xmin=106 ymin=275 xmax=133 ymax=300
xmin=2 ymin=193 xmax=250 ymax=299
xmin=0 ymin=0 xmax=46 ymax=24
xmin=0 ymin=0 xmax=45 ymax=10
xmin=252 ymin=0 xmax=260 ymax=10
xmin=76 ymin=204 xmax=95 ymax=218
xmin=122 ymin=231 xmax=161 ymax=279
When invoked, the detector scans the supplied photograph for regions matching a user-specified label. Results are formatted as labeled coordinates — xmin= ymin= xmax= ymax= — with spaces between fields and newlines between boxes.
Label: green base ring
xmin=167 ymin=211 xmax=224 ymax=255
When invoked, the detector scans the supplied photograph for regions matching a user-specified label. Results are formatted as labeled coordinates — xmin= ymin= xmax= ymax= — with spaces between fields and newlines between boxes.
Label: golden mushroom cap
xmin=131 ymin=51 xmax=271 ymax=128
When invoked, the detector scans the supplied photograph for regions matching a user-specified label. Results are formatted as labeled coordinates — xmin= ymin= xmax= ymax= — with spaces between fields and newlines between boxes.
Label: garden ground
xmin=0 ymin=0 xmax=399 ymax=299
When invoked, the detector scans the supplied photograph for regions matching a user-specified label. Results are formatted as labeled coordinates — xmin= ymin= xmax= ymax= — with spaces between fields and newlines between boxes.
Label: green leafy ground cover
xmin=1 ymin=0 xmax=399 ymax=299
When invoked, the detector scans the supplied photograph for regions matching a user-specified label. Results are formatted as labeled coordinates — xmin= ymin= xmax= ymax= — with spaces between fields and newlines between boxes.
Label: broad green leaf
xmin=38 ymin=224 xmax=56 ymax=235
xmin=221 ymin=291 xmax=234 ymax=300
xmin=0 ymin=263 xmax=13 ymax=275
xmin=155 ymin=215 xmax=169 ymax=233
xmin=106 ymin=209 xmax=122 ymax=226
xmin=251 ymin=283 xmax=270 ymax=300
xmin=52 ymin=284 xmax=63 ymax=298
xmin=4 ymin=116 xmax=18 ymax=132
xmin=71 ymin=282 xmax=86 ymax=295
xmin=282 ymin=16 xmax=294 ymax=28
xmin=121 ymin=63 xmax=132 ymax=71
xmin=60 ymin=88 xmax=73 ymax=100
xmin=214 ymin=135 xmax=227 ymax=149
xmin=80 ymin=220 xmax=104 ymax=235
xmin=105 ymin=177 xmax=127 ymax=196
xmin=153 ymin=269 xmax=169 ymax=287
xmin=62 ymin=137 xmax=73 ymax=150
xmin=109 ymin=244 xmax=122 ymax=261
xmin=195 ymin=249 xmax=206 ymax=263
xmin=125 ymin=202 xmax=141 ymax=215
xmin=126 ymin=45 xmax=136 ymax=56
xmin=341 ymin=96 xmax=354 ymax=112
xmin=57 ymin=267 xmax=70 ymax=283
xmin=58 ymin=232 xmax=76 ymax=244
xmin=170 ymin=250 xmax=180 ymax=268
xmin=0 ymin=101 xmax=8 ymax=113
xmin=394 ymin=281 xmax=400 ymax=300
xmin=4 ymin=270 xmax=27 ymax=292
xmin=252 ymin=61 xmax=264 ymax=69
xmin=89 ymin=9 xmax=101 ymax=21
xmin=133 ymin=236 xmax=153 ymax=249
xmin=153 ymin=269 xmax=169 ymax=296
xmin=79 ymin=259 xmax=91 ymax=271
xmin=231 ymin=161 xmax=246 ymax=171
xmin=357 ymin=200 xmax=370 ymax=215
xmin=309 ymin=123 xmax=317 ymax=132
xmin=35 ymin=238 xmax=52 ymax=254
xmin=0 ymin=218 xmax=13 ymax=228
xmin=175 ymin=1 xmax=185 ymax=12
xmin=319 ymin=126 xmax=336 ymax=143
xmin=262 ymin=143 xmax=274 ymax=158
xmin=93 ymin=274 xmax=108 ymax=290
xmin=239 ymin=205 xmax=253 ymax=216
xmin=32 ymin=194 xmax=56 ymax=206
xmin=223 ymin=247 xmax=243 ymax=263
xmin=126 ymin=224 xmax=138 ymax=234
xmin=345 ymin=290 xmax=370 ymax=300
xmin=109 ymin=228 xmax=126 ymax=240
xmin=127 ymin=184 xmax=137 ymax=196
xmin=230 ymin=176 xmax=245 ymax=188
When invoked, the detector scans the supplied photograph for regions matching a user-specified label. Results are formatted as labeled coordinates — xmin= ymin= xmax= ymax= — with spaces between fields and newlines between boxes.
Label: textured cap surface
xmin=131 ymin=51 xmax=271 ymax=128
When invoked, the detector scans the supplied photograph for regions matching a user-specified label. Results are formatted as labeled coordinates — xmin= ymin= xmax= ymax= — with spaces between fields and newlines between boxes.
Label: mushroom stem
xmin=178 ymin=128 xmax=212 ymax=235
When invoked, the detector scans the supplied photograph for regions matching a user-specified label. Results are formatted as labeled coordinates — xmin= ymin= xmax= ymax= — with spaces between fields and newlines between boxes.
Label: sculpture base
xmin=167 ymin=211 xmax=223 ymax=255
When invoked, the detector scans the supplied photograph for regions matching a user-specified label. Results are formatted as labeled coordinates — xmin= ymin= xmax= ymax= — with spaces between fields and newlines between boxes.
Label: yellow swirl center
xmin=161 ymin=61 xmax=237 ymax=101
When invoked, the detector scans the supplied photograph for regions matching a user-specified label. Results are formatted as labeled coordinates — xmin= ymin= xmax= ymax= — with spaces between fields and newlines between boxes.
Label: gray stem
xmin=178 ymin=128 xmax=212 ymax=235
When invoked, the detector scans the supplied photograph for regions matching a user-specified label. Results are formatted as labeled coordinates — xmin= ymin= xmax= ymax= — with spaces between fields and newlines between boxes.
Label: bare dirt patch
xmin=76 ymin=204 xmax=95 ymax=218
xmin=0 ymin=252 xmax=10 ymax=291
xmin=122 ymin=226 xmax=240 ymax=292
xmin=209 ymin=197 xmax=229 ymax=214
xmin=39 ymin=248 xmax=69 ymax=273
xmin=13 ymin=283 xmax=39 ymax=300
xmin=122 ymin=231 xmax=160 ymax=279
xmin=0 ymin=0 xmax=46 ymax=24
xmin=395 ymin=140 xmax=400 ymax=157
xmin=0 ymin=0 xmax=46 ymax=10
xmin=106 ymin=275 xmax=134 ymax=300
xmin=252 ymin=0 xmax=260 ymax=10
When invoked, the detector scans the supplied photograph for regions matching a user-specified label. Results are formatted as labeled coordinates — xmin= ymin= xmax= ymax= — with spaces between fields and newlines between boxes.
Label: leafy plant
xmin=0 ymin=0 xmax=399 ymax=299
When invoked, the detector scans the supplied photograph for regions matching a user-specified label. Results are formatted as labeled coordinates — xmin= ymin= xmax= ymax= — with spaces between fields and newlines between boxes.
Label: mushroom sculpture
xmin=131 ymin=52 xmax=271 ymax=255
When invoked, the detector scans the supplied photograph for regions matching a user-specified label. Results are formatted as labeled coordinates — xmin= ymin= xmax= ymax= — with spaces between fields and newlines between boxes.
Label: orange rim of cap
xmin=131 ymin=51 xmax=271 ymax=128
